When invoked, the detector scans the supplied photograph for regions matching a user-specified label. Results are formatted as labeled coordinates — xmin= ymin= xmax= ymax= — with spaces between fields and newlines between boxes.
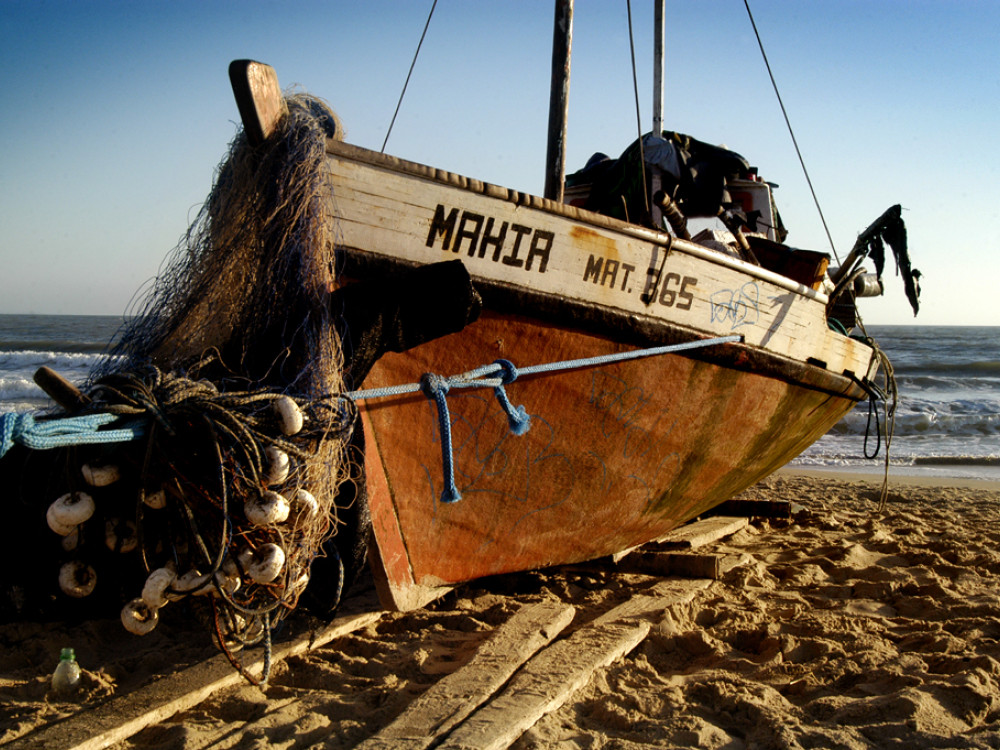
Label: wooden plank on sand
xmin=611 ymin=515 xmax=751 ymax=564
xmin=590 ymin=578 xmax=712 ymax=626
xmin=11 ymin=596 xmax=382 ymax=750
xmin=618 ymin=551 xmax=752 ymax=580
xmin=712 ymin=499 xmax=792 ymax=519
xmin=355 ymin=600 xmax=576 ymax=750
xmin=436 ymin=605 xmax=652 ymax=750
xmin=654 ymin=515 xmax=749 ymax=549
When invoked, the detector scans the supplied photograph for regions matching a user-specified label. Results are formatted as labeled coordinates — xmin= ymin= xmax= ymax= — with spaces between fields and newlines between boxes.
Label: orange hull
xmin=360 ymin=311 xmax=862 ymax=609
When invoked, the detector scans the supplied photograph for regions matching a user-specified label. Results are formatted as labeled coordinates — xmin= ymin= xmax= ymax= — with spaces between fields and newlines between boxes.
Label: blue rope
xmin=349 ymin=335 xmax=742 ymax=503
xmin=419 ymin=373 xmax=461 ymax=503
xmin=0 ymin=336 xmax=742 ymax=504
xmin=0 ymin=411 xmax=147 ymax=459
xmin=492 ymin=359 xmax=530 ymax=435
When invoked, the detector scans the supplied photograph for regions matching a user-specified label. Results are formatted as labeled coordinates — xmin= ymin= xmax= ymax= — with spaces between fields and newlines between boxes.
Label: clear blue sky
xmin=2 ymin=1 xmax=997 ymax=325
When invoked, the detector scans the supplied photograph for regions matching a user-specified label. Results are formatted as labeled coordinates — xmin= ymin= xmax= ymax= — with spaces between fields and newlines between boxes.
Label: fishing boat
xmin=226 ymin=4 xmax=916 ymax=611
xmin=0 ymin=6 xmax=916 ymax=642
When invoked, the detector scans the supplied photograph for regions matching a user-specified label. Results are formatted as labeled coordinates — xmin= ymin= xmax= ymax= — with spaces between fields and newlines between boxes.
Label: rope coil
xmin=0 ymin=411 xmax=144 ymax=458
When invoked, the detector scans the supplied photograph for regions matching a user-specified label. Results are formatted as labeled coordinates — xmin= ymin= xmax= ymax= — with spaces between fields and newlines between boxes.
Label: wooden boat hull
xmin=325 ymin=139 xmax=875 ymax=610
xmin=358 ymin=315 xmax=865 ymax=610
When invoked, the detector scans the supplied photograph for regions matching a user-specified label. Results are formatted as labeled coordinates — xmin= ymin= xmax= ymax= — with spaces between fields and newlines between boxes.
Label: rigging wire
xmin=743 ymin=0 xmax=841 ymax=264
xmin=382 ymin=0 xmax=438 ymax=153
xmin=625 ymin=0 xmax=650 ymax=218
xmin=746 ymin=1 xmax=900 ymax=505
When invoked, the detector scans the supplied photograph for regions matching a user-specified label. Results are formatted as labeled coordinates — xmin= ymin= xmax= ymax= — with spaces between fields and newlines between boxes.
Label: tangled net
xmin=96 ymin=92 xmax=344 ymax=395
xmin=54 ymin=93 xmax=356 ymax=682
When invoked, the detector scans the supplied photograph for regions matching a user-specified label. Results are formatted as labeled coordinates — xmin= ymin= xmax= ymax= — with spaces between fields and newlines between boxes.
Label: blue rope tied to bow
xmin=492 ymin=359 xmax=530 ymax=435
xmin=419 ymin=373 xmax=461 ymax=503
xmin=349 ymin=335 xmax=743 ymax=504
xmin=416 ymin=359 xmax=532 ymax=504
xmin=0 ymin=336 xmax=742 ymax=504
xmin=0 ymin=411 xmax=146 ymax=459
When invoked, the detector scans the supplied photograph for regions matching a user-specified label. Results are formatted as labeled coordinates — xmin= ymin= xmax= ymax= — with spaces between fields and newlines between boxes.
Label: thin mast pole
xmin=651 ymin=0 xmax=666 ymax=227
xmin=544 ymin=0 xmax=573 ymax=201
xmin=653 ymin=0 xmax=665 ymax=132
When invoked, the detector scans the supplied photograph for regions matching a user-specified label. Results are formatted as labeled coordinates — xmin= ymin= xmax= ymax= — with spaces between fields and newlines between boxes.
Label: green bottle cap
xmin=60 ymin=647 xmax=75 ymax=661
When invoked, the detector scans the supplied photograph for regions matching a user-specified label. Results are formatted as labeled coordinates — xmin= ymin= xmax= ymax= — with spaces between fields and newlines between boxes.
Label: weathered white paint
xmin=324 ymin=142 xmax=875 ymax=381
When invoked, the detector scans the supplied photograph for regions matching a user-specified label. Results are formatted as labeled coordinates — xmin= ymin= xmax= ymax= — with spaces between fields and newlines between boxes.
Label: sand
xmin=3 ymin=472 xmax=1000 ymax=749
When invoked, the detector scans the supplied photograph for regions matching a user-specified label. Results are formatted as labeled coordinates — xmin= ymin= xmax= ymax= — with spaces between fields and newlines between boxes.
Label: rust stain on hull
xmin=569 ymin=225 xmax=620 ymax=258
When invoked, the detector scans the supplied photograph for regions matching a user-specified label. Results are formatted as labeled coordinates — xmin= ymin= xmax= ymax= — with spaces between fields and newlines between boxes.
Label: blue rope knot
xmin=492 ymin=359 xmax=530 ymax=436
xmin=419 ymin=373 xmax=461 ymax=504
xmin=417 ymin=364 xmax=532 ymax=505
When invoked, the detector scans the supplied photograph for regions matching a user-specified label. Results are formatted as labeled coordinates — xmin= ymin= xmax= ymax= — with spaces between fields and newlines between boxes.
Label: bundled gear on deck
xmin=567 ymin=130 xmax=784 ymax=240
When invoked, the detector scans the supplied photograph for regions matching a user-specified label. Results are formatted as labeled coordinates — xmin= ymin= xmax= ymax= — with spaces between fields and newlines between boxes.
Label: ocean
xmin=0 ymin=315 xmax=124 ymax=413
xmin=794 ymin=324 xmax=1000 ymax=481
xmin=1 ymin=315 xmax=997 ymax=481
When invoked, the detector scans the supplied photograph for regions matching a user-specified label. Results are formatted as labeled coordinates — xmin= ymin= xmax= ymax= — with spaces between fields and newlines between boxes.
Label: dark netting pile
xmin=44 ymin=93 xmax=358 ymax=682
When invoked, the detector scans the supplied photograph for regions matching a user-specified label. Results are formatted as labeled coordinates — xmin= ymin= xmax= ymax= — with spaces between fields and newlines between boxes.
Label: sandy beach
xmin=3 ymin=471 xmax=999 ymax=749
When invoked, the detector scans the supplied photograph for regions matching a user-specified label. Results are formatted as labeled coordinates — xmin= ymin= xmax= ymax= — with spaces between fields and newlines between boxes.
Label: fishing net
xmin=96 ymin=92 xmax=344 ymax=390
xmin=48 ymin=93 xmax=359 ymax=681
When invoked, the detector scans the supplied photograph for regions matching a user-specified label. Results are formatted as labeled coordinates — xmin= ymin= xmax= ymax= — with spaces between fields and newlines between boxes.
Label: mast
xmin=651 ymin=0 xmax=666 ymax=227
xmin=653 ymin=0 xmax=665 ymax=133
xmin=544 ymin=0 xmax=573 ymax=202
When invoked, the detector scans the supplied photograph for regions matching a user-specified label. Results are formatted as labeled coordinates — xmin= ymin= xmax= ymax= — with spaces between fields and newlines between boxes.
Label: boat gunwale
xmin=325 ymin=137 xmax=831 ymax=304
xmin=340 ymin=249 xmax=869 ymax=404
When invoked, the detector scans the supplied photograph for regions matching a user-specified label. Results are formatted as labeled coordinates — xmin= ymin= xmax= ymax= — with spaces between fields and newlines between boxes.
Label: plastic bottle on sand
xmin=51 ymin=647 xmax=81 ymax=695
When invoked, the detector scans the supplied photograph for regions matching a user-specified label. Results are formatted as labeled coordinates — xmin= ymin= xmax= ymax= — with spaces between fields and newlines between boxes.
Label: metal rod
xmin=544 ymin=0 xmax=573 ymax=201
xmin=653 ymin=0 xmax=665 ymax=134
xmin=651 ymin=0 xmax=666 ymax=228
xmin=652 ymin=190 xmax=689 ymax=239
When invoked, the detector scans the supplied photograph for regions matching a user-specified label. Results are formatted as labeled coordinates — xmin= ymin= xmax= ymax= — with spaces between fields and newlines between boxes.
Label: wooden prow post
xmin=228 ymin=60 xmax=287 ymax=146
xmin=34 ymin=366 xmax=90 ymax=412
